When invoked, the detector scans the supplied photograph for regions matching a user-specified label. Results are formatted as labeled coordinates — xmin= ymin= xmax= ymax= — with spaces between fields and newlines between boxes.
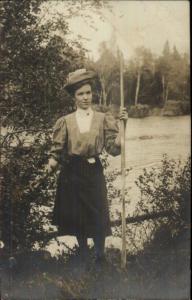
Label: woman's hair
xmin=67 ymin=79 xmax=93 ymax=96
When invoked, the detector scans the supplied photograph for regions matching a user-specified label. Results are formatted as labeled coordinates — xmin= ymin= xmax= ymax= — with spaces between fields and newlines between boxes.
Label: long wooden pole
xmin=119 ymin=50 xmax=127 ymax=269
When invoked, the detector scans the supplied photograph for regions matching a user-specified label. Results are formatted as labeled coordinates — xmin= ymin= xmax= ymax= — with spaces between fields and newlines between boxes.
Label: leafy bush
xmin=180 ymin=101 xmax=191 ymax=115
xmin=128 ymin=104 xmax=150 ymax=118
xmin=134 ymin=155 xmax=191 ymax=250
xmin=162 ymin=100 xmax=190 ymax=116
xmin=104 ymin=155 xmax=191 ymax=255
xmin=0 ymin=130 xmax=57 ymax=253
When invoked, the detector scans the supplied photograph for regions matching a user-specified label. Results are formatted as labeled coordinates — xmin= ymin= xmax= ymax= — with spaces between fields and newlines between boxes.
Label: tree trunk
xmin=165 ymin=84 xmax=169 ymax=103
xmin=135 ymin=69 xmax=141 ymax=105
xmin=99 ymin=94 xmax=102 ymax=105
xmin=101 ymin=78 xmax=107 ymax=106
xmin=162 ymin=75 xmax=165 ymax=102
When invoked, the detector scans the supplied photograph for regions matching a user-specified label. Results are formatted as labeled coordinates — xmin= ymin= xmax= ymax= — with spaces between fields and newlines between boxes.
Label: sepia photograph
xmin=0 ymin=1 xmax=190 ymax=299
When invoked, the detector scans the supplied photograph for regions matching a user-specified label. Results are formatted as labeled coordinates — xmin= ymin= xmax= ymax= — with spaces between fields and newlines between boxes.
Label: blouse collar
xmin=76 ymin=107 xmax=93 ymax=117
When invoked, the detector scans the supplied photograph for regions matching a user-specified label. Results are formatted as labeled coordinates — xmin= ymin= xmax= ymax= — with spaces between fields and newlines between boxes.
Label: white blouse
xmin=75 ymin=107 xmax=93 ymax=133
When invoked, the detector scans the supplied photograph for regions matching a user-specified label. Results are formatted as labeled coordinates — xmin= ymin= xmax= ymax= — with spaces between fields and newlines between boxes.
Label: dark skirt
xmin=52 ymin=156 xmax=112 ymax=238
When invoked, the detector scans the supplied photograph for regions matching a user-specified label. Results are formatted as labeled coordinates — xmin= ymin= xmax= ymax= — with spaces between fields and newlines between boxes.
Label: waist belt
xmin=67 ymin=155 xmax=99 ymax=164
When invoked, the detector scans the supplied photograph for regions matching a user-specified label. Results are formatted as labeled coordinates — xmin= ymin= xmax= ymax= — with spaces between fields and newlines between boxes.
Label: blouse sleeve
xmin=49 ymin=117 xmax=67 ymax=162
xmin=104 ymin=112 xmax=121 ymax=156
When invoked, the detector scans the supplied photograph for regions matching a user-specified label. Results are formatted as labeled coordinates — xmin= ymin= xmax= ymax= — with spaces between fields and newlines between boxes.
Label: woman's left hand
xmin=119 ymin=107 xmax=128 ymax=122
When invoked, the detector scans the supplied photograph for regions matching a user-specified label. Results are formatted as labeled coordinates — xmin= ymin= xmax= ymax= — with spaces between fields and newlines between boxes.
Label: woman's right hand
xmin=44 ymin=158 xmax=58 ymax=174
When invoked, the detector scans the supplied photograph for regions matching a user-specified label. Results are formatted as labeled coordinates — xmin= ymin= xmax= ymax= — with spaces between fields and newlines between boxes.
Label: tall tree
xmin=157 ymin=40 xmax=171 ymax=104
xmin=128 ymin=47 xmax=155 ymax=105
xmin=95 ymin=41 xmax=120 ymax=106
xmin=0 ymin=0 xmax=89 ymax=130
xmin=157 ymin=42 xmax=190 ymax=103
xmin=168 ymin=47 xmax=189 ymax=101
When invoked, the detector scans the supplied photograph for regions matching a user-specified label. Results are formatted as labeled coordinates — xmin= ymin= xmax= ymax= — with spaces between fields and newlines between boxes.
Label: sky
xmin=42 ymin=1 xmax=190 ymax=61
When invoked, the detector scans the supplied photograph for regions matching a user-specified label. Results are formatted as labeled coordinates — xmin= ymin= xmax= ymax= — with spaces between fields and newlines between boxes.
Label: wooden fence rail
xmin=46 ymin=210 xmax=174 ymax=240
xmin=111 ymin=210 xmax=174 ymax=227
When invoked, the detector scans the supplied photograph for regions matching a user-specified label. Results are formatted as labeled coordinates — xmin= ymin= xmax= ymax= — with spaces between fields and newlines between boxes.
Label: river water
xmin=114 ymin=115 xmax=190 ymax=169
xmin=46 ymin=115 xmax=191 ymax=256
xmin=109 ymin=115 xmax=191 ymax=213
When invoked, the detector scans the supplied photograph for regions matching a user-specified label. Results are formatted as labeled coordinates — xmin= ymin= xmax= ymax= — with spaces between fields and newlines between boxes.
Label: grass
xmin=0 ymin=228 xmax=190 ymax=300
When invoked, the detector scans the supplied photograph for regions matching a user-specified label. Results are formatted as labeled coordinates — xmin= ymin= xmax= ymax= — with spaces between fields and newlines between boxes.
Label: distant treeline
xmin=86 ymin=41 xmax=190 ymax=109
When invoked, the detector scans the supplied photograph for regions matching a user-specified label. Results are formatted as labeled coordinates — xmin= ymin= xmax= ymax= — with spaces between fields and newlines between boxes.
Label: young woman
xmin=46 ymin=69 xmax=128 ymax=262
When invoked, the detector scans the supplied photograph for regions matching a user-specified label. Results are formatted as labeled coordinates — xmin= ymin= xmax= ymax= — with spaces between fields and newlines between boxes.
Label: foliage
xmin=94 ymin=41 xmax=120 ymax=106
xmin=133 ymin=155 xmax=191 ymax=250
xmin=0 ymin=0 xmax=89 ymax=130
xmin=0 ymin=130 xmax=57 ymax=252
xmin=127 ymin=47 xmax=156 ymax=106
xmin=180 ymin=100 xmax=191 ymax=115
xmin=128 ymin=104 xmax=150 ymax=118
xmin=1 ymin=240 xmax=190 ymax=299
xmin=162 ymin=100 xmax=191 ymax=116
xmin=157 ymin=42 xmax=190 ymax=103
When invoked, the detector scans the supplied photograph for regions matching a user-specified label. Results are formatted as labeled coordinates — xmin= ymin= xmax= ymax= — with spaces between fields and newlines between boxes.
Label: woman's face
xmin=74 ymin=84 xmax=92 ymax=110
